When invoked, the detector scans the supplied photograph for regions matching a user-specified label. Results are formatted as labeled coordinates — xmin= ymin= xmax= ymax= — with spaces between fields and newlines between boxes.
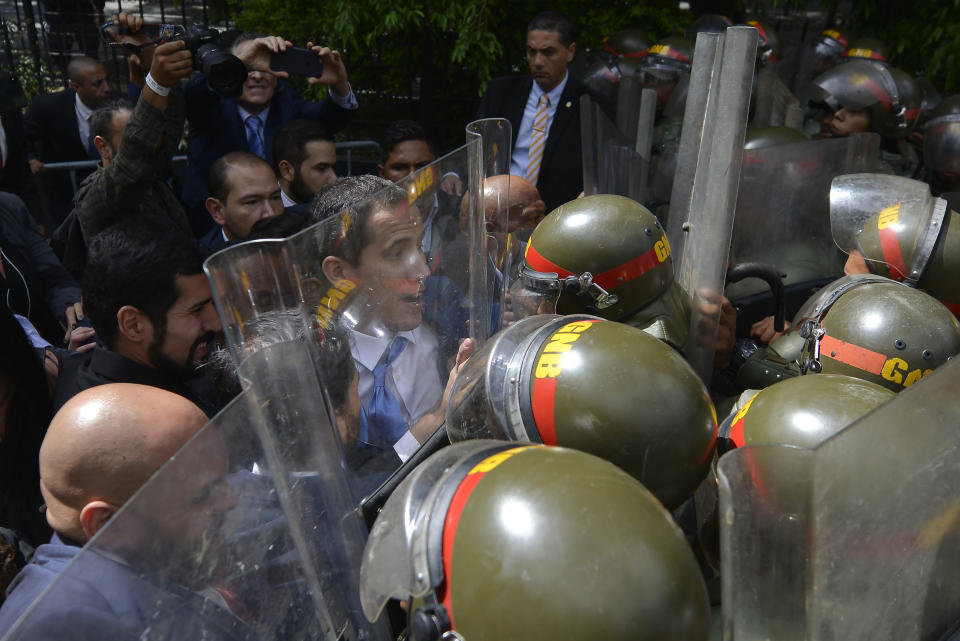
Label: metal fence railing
xmin=30 ymin=140 xmax=381 ymax=227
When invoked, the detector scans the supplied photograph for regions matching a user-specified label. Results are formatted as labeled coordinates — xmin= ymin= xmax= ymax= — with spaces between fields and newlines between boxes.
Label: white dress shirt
xmin=510 ymin=72 xmax=569 ymax=178
xmin=75 ymin=93 xmax=94 ymax=151
xmin=349 ymin=324 xmax=443 ymax=461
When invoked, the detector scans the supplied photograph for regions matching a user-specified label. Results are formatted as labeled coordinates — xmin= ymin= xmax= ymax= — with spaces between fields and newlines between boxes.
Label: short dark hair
xmin=273 ymin=119 xmax=332 ymax=172
xmin=527 ymin=11 xmax=575 ymax=46
xmin=207 ymin=151 xmax=274 ymax=203
xmin=248 ymin=209 xmax=310 ymax=239
xmin=379 ymin=120 xmax=436 ymax=166
xmin=90 ymin=97 xmax=134 ymax=143
xmin=83 ymin=217 xmax=206 ymax=349
xmin=309 ymin=175 xmax=405 ymax=266
xmin=67 ymin=56 xmax=103 ymax=84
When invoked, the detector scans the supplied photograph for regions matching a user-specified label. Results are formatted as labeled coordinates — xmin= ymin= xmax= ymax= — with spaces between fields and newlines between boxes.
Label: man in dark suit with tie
xmin=182 ymin=34 xmax=357 ymax=236
xmin=23 ymin=57 xmax=111 ymax=226
xmin=475 ymin=11 xmax=587 ymax=214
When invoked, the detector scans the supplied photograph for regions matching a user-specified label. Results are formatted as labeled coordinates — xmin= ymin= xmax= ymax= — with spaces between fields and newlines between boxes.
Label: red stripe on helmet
xmin=440 ymin=469 xmax=485 ymax=626
xmin=843 ymin=48 xmax=886 ymax=61
xmin=820 ymin=334 xmax=888 ymax=375
xmin=648 ymin=44 xmax=691 ymax=64
xmin=622 ymin=50 xmax=648 ymax=59
xmin=877 ymin=224 xmax=909 ymax=281
xmin=525 ymin=242 xmax=664 ymax=292
xmin=904 ymin=107 xmax=922 ymax=122
xmin=942 ymin=301 xmax=960 ymax=317
xmin=728 ymin=416 xmax=746 ymax=449
xmin=531 ymin=376 xmax=559 ymax=445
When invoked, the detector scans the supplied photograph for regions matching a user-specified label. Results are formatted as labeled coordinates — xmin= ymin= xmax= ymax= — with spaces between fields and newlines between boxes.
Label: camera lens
xmin=196 ymin=44 xmax=247 ymax=98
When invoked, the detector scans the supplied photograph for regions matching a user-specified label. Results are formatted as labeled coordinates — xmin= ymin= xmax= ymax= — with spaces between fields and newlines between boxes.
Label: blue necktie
xmin=245 ymin=115 xmax=265 ymax=159
xmin=358 ymin=337 xmax=409 ymax=448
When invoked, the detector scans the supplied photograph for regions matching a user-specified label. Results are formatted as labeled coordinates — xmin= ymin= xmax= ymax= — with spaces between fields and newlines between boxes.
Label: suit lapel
xmin=543 ymin=79 xmax=578 ymax=162
xmin=62 ymin=90 xmax=87 ymax=158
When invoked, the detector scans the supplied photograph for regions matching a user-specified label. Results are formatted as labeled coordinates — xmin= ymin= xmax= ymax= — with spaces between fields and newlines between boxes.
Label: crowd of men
xmin=1 ymin=6 xmax=960 ymax=640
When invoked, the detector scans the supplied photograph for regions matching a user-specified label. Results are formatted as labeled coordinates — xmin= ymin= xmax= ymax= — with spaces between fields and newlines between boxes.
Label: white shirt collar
xmin=531 ymin=71 xmax=569 ymax=106
xmin=237 ymin=104 xmax=271 ymax=124
xmin=350 ymin=326 xmax=424 ymax=372
xmin=75 ymin=93 xmax=94 ymax=121
xmin=280 ymin=188 xmax=297 ymax=207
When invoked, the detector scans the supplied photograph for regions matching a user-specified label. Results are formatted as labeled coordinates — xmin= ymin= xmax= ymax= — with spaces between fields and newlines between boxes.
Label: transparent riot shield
xmin=719 ymin=357 xmax=960 ymax=640
xmin=666 ymin=26 xmax=757 ymax=384
xmin=205 ymin=138 xmax=492 ymax=494
xmin=726 ymin=133 xmax=882 ymax=300
xmin=752 ymin=67 xmax=803 ymax=129
xmin=924 ymin=113 xmax=960 ymax=175
xmin=1 ymin=343 xmax=392 ymax=641
xmin=830 ymin=172 xmax=948 ymax=284
xmin=580 ymin=84 xmax=651 ymax=203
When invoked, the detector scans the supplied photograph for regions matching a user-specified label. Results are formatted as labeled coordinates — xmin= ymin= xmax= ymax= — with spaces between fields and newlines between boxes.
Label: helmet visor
xmin=510 ymin=261 xmax=563 ymax=320
xmin=830 ymin=173 xmax=942 ymax=282
xmin=923 ymin=114 xmax=960 ymax=175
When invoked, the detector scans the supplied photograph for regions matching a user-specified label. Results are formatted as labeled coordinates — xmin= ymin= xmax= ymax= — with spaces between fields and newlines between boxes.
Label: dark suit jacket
xmin=476 ymin=74 xmax=587 ymax=213
xmin=22 ymin=89 xmax=96 ymax=225
xmin=181 ymin=76 xmax=355 ymax=234
xmin=53 ymin=348 xmax=219 ymax=418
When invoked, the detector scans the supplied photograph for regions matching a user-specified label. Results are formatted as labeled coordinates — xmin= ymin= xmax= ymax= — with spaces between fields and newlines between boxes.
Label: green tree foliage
xmin=846 ymin=0 xmax=960 ymax=94
xmin=233 ymin=0 xmax=690 ymax=97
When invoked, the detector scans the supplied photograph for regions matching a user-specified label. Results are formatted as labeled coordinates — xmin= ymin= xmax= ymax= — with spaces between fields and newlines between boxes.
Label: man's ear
xmin=376 ymin=164 xmax=385 ymax=178
xmin=277 ymin=159 xmax=296 ymax=184
xmin=93 ymin=136 xmax=112 ymax=164
xmin=69 ymin=80 xmax=80 ymax=93
xmin=321 ymin=255 xmax=351 ymax=284
xmin=566 ymin=42 xmax=576 ymax=62
xmin=116 ymin=305 xmax=150 ymax=345
xmin=205 ymin=197 xmax=227 ymax=226
xmin=79 ymin=500 xmax=119 ymax=539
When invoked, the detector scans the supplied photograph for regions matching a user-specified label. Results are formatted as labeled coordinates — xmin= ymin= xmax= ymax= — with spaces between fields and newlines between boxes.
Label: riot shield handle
xmin=726 ymin=262 xmax=786 ymax=332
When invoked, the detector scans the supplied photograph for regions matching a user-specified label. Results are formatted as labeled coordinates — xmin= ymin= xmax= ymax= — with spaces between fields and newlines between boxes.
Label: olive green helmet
xmin=840 ymin=37 xmax=889 ymax=64
xmin=745 ymin=20 xmax=782 ymax=64
xmin=601 ymin=30 xmax=649 ymax=60
xmin=808 ymin=61 xmax=922 ymax=139
xmin=518 ymin=194 xmax=689 ymax=347
xmin=923 ymin=94 xmax=960 ymax=175
xmin=446 ymin=314 xmax=717 ymax=509
xmin=830 ymin=173 xmax=960 ymax=314
xmin=797 ymin=276 xmax=960 ymax=391
xmin=718 ymin=374 xmax=894 ymax=452
xmin=641 ymin=36 xmax=694 ymax=79
xmin=360 ymin=441 xmax=712 ymax=641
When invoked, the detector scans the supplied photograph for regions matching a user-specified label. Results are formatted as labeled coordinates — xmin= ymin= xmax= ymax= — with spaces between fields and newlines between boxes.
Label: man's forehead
xmin=174 ymin=273 xmax=212 ymax=303
xmin=388 ymin=140 xmax=435 ymax=165
xmin=527 ymin=29 xmax=564 ymax=48
xmin=227 ymin=164 xmax=279 ymax=198
xmin=304 ymin=140 xmax=337 ymax=161
xmin=367 ymin=206 xmax=421 ymax=241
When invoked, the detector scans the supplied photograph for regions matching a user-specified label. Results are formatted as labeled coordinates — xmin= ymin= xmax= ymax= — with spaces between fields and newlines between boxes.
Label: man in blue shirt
xmin=476 ymin=11 xmax=590 ymax=214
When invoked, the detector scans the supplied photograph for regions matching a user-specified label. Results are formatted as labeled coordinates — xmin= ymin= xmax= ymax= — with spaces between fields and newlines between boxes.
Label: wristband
xmin=144 ymin=72 xmax=171 ymax=96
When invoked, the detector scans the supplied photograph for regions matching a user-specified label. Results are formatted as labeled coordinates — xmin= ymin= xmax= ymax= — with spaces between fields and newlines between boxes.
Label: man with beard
xmin=201 ymin=151 xmax=284 ymax=251
xmin=52 ymin=217 xmax=222 ymax=417
xmin=0 ymin=383 xmax=232 ymax=639
xmin=273 ymin=119 xmax=337 ymax=213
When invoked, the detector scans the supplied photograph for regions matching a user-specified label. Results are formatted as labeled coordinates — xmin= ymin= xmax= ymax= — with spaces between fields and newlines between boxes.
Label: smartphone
xmin=270 ymin=47 xmax=324 ymax=78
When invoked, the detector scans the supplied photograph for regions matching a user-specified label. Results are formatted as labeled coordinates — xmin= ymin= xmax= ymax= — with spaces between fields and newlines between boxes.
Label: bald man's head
xmin=39 ymin=384 xmax=208 ymax=542
xmin=67 ymin=57 xmax=110 ymax=109
xmin=482 ymin=174 xmax=547 ymax=234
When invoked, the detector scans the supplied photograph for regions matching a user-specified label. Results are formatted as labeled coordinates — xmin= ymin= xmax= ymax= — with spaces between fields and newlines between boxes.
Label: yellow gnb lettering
xmin=881 ymin=357 xmax=908 ymax=385
xmin=848 ymin=48 xmax=872 ymax=58
xmin=407 ymin=166 xmax=436 ymax=204
xmin=654 ymin=233 xmax=672 ymax=263
xmin=649 ymin=44 xmax=669 ymax=55
xmin=534 ymin=320 xmax=598 ymax=378
xmin=468 ymin=446 xmax=536 ymax=475
xmin=315 ymin=279 xmax=357 ymax=328
xmin=877 ymin=204 xmax=900 ymax=230
xmin=881 ymin=356 xmax=932 ymax=388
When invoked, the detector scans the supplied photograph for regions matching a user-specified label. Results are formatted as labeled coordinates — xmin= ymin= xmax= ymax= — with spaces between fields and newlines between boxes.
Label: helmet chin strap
xmin=560 ymin=272 xmax=619 ymax=309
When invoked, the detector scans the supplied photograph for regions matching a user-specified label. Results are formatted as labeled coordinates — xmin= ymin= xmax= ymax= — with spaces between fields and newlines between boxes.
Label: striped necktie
xmin=525 ymin=93 xmax=550 ymax=186
xmin=245 ymin=115 xmax=266 ymax=159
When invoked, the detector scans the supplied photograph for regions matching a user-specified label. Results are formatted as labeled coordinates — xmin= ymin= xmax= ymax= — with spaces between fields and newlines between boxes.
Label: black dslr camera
xmin=159 ymin=25 xmax=247 ymax=98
